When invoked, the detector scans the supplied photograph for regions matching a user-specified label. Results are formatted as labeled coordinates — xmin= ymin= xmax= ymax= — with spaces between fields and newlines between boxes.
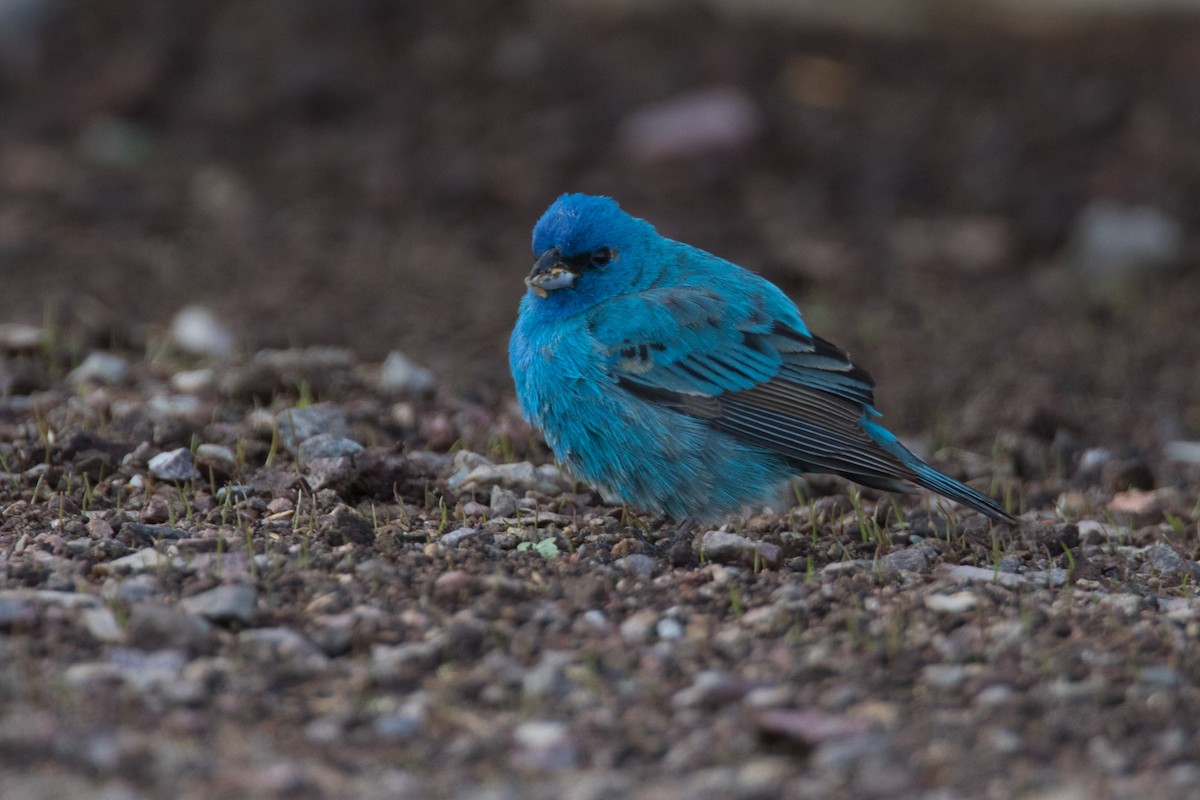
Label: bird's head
xmin=524 ymin=194 xmax=658 ymax=312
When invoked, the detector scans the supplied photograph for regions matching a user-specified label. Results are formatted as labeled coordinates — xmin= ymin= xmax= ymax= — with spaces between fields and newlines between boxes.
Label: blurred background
xmin=1 ymin=0 xmax=1198 ymax=454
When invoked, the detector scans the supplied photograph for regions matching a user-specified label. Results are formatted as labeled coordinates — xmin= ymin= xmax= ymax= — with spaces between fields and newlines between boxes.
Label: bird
xmin=509 ymin=193 xmax=1015 ymax=526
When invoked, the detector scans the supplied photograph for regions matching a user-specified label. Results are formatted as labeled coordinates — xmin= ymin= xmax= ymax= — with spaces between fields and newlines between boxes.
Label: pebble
xmin=169 ymin=305 xmax=235 ymax=360
xmin=879 ymin=546 xmax=931 ymax=575
xmin=695 ymin=530 xmax=782 ymax=569
xmin=195 ymin=443 xmax=237 ymax=475
xmin=81 ymin=606 xmax=125 ymax=643
xmin=369 ymin=641 xmax=442 ymax=687
xmin=448 ymin=459 xmax=567 ymax=495
xmin=673 ymin=670 xmax=753 ymax=709
xmin=921 ymin=664 xmax=973 ymax=690
xmin=924 ymin=592 xmax=979 ymax=614
xmin=1164 ymin=441 xmax=1200 ymax=465
xmin=373 ymin=694 xmax=428 ymax=740
xmin=148 ymin=448 xmax=197 ymax=482
xmin=239 ymin=627 xmax=329 ymax=679
xmin=123 ymin=523 xmax=188 ymax=543
xmin=511 ymin=720 xmax=578 ymax=771
xmin=125 ymin=604 xmax=212 ymax=653
xmin=934 ymin=563 xmax=1028 ymax=588
xmin=181 ymin=584 xmax=257 ymax=624
xmin=378 ymin=351 xmax=437 ymax=395
xmin=439 ymin=527 xmax=487 ymax=548
xmin=1069 ymin=200 xmax=1183 ymax=295
xmin=68 ymin=352 xmax=129 ymax=385
xmin=618 ymin=87 xmax=763 ymax=161
xmin=0 ymin=322 xmax=42 ymax=351
xmin=655 ymin=616 xmax=684 ymax=640
xmin=617 ymin=554 xmax=656 ymax=579
xmin=103 ymin=548 xmax=171 ymax=574
xmin=522 ymin=651 xmax=572 ymax=700
xmin=619 ymin=610 xmax=658 ymax=642
xmin=216 ymin=484 xmax=254 ymax=503
xmin=1144 ymin=543 xmax=1197 ymax=578
xmin=277 ymin=404 xmax=350 ymax=454
xmin=489 ymin=485 xmax=518 ymax=518
xmin=297 ymin=434 xmax=363 ymax=462
xmin=170 ymin=367 xmax=217 ymax=394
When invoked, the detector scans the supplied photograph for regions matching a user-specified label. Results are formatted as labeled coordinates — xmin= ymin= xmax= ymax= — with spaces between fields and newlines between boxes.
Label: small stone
xmin=276 ymin=404 xmax=350 ymax=454
xmin=439 ymin=527 xmax=486 ymax=548
xmin=170 ymin=305 xmax=235 ymax=359
xmin=0 ymin=595 xmax=36 ymax=630
xmin=921 ymin=664 xmax=972 ymax=690
xmin=103 ymin=548 xmax=170 ymax=574
xmin=879 ymin=546 xmax=931 ymax=575
xmin=1069 ymin=201 xmax=1183 ymax=296
xmin=122 ymin=523 xmax=188 ymax=543
xmin=148 ymin=448 xmax=197 ymax=482
xmin=125 ymin=604 xmax=211 ymax=653
xmin=195 ymin=443 xmax=237 ymax=477
xmin=373 ymin=694 xmax=428 ymax=740
xmin=181 ymin=584 xmax=257 ymax=625
xmin=489 ymin=485 xmax=518 ymax=518
xmin=522 ymin=651 xmax=572 ymax=700
xmin=378 ymin=351 xmax=437 ymax=396
xmin=1145 ymin=543 xmax=1196 ymax=578
xmin=239 ymin=627 xmax=329 ymax=679
xmin=369 ymin=641 xmax=441 ymax=688
xmin=934 ymin=563 xmax=1027 ymax=588
xmin=0 ymin=323 xmax=43 ymax=351
xmin=619 ymin=610 xmax=658 ymax=642
xmin=673 ymin=670 xmax=753 ymax=709
xmin=80 ymin=606 xmax=124 ymax=643
xmin=619 ymin=87 xmax=763 ymax=161
xmin=924 ymin=592 xmax=979 ymax=614
xmin=696 ymin=530 xmax=781 ymax=568
xmin=304 ymin=457 xmax=354 ymax=491
xmin=753 ymin=709 xmax=871 ymax=746
xmin=297 ymin=434 xmax=363 ymax=462
xmin=656 ymin=616 xmax=684 ymax=640
xmin=170 ymin=367 xmax=217 ymax=394
xmin=216 ymin=484 xmax=254 ymax=503
xmin=68 ymin=352 xmax=128 ymax=385
xmin=511 ymin=720 xmax=578 ymax=771
xmin=617 ymin=554 xmax=656 ymax=579
xmin=1164 ymin=441 xmax=1200 ymax=465
xmin=448 ymin=459 xmax=567 ymax=495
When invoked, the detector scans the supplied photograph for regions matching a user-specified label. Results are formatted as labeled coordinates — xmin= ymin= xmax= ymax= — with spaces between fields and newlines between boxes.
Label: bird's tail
xmin=861 ymin=418 xmax=1016 ymax=524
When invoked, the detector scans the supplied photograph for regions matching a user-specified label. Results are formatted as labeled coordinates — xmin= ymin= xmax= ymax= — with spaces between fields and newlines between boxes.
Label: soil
xmin=2 ymin=2 xmax=1200 ymax=798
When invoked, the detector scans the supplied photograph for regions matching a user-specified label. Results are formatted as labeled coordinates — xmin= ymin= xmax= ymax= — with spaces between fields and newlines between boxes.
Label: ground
xmin=1 ymin=2 xmax=1200 ymax=798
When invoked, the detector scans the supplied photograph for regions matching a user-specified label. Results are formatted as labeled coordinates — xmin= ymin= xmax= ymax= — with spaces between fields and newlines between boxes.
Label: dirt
xmin=1 ymin=2 xmax=1200 ymax=798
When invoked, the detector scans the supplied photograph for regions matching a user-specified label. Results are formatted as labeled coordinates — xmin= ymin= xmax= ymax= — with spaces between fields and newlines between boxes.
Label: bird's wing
xmin=590 ymin=286 xmax=915 ymax=483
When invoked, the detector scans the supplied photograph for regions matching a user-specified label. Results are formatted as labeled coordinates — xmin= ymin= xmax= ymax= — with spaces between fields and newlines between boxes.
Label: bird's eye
xmin=590 ymin=247 xmax=613 ymax=268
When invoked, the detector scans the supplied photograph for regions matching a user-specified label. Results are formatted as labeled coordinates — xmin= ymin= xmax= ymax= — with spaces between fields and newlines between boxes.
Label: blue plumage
xmin=509 ymin=194 xmax=1015 ymax=524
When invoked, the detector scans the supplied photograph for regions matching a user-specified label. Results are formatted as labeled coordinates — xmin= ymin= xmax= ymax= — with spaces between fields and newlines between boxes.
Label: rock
xmin=68 ymin=352 xmax=128 ymax=385
xmin=696 ymin=530 xmax=782 ymax=568
xmin=924 ymin=591 xmax=979 ymax=614
xmin=673 ymin=670 xmax=754 ymax=709
xmin=122 ymin=523 xmax=188 ymax=543
xmin=77 ymin=118 xmax=154 ymax=171
xmin=148 ymin=448 xmax=197 ymax=482
xmin=378 ymin=351 xmax=437 ymax=395
xmin=320 ymin=506 xmax=375 ymax=546
xmin=195 ymin=443 xmax=237 ymax=478
xmin=619 ymin=87 xmax=763 ymax=162
xmin=170 ymin=367 xmax=217 ymax=394
xmin=373 ymin=694 xmax=428 ymax=740
xmin=934 ymin=563 xmax=1028 ymax=588
xmin=879 ymin=546 xmax=931 ymax=575
xmin=102 ymin=548 xmax=171 ymax=574
xmin=619 ymin=610 xmax=658 ymax=642
xmin=439 ymin=527 xmax=486 ymax=548
xmin=448 ymin=458 xmax=567 ymax=495
xmin=169 ymin=305 xmax=235 ymax=359
xmin=125 ymin=604 xmax=212 ymax=653
xmin=0 ymin=323 xmax=42 ymax=351
xmin=922 ymin=664 xmax=973 ymax=690
xmin=522 ymin=651 xmax=572 ymax=700
xmin=276 ymin=404 xmax=349 ymax=454
xmin=1144 ymin=543 xmax=1198 ymax=579
xmin=617 ymin=554 xmax=656 ymax=579
xmin=216 ymin=484 xmax=254 ymax=503
xmin=80 ymin=606 xmax=124 ymax=643
xmin=0 ymin=594 xmax=36 ymax=630
xmin=1069 ymin=201 xmax=1183 ymax=296
xmin=239 ymin=627 xmax=329 ymax=679
xmin=297 ymin=433 xmax=363 ymax=462
xmin=489 ymin=485 xmax=518 ymax=518
xmin=369 ymin=641 xmax=442 ymax=688
xmin=753 ymin=709 xmax=871 ymax=746
xmin=181 ymin=584 xmax=257 ymax=625
xmin=1164 ymin=441 xmax=1200 ymax=465
xmin=511 ymin=720 xmax=578 ymax=771
xmin=656 ymin=616 xmax=684 ymax=640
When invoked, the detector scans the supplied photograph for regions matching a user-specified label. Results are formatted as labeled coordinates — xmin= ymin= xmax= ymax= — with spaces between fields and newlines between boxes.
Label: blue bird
xmin=509 ymin=194 xmax=1015 ymax=525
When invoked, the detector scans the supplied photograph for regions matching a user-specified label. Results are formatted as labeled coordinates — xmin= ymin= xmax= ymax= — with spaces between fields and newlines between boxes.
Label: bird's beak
xmin=525 ymin=248 xmax=576 ymax=298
